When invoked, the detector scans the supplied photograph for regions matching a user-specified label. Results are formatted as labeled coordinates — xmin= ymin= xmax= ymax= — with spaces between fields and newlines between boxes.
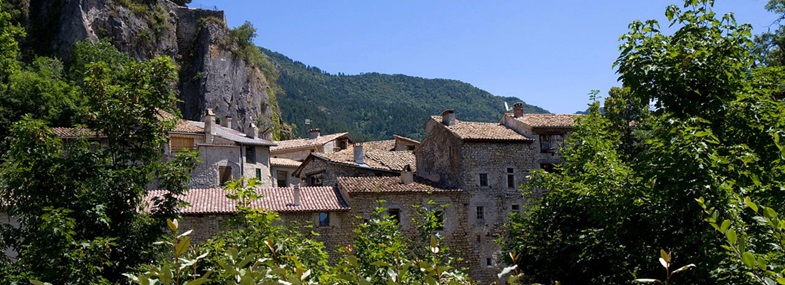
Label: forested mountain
xmin=260 ymin=48 xmax=548 ymax=141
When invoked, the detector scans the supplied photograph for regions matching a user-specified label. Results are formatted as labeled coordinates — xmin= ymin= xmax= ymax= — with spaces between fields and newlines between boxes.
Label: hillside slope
xmin=261 ymin=48 xmax=548 ymax=141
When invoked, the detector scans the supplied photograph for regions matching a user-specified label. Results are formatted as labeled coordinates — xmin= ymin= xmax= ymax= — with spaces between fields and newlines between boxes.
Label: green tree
xmin=0 ymin=54 xmax=198 ymax=283
xmin=503 ymin=1 xmax=782 ymax=284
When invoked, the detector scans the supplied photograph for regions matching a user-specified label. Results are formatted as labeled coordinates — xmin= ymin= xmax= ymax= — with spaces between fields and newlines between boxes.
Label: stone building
xmin=52 ymin=109 xmax=278 ymax=189
xmin=414 ymin=104 xmax=577 ymax=282
xmin=147 ymin=185 xmax=352 ymax=255
xmin=270 ymin=129 xmax=352 ymax=162
xmin=269 ymin=129 xmax=353 ymax=188
xmin=294 ymin=143 xmax=416 ymax=187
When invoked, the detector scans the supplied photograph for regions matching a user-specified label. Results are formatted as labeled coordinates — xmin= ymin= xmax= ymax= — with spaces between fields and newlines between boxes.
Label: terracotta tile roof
xmin=514 ymin=114 xmax=578 ymax=129
xmin=363 ymin=140 xmax=395 ymax=151
xmin=146 ymin=187 xmax=349 ymax=214
xmin=393 ymin=135 xmax=420 ymax=145
xmin=315 ymin=148 xmax=416 ymax=172
xmin=271 ymin=133 xmax=350 ymax=152
xmin=337 ymin=176 xmax=461 ymax=194
xmin=51 ymin=127 xmax=99 ymax=138
xmin=156 ymin=110 xmax=204 ymax=133
xmin=271 ymin=157 xmax=301 ymax=168
xmin=431 ymin=116 xmax=533 ymax=142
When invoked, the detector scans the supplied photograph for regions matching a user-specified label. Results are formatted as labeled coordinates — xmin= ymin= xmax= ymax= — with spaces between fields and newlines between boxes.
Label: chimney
xmin=222 ymin=116 xmax=232 ymax=129
xmin=513 ymin=102 xmax=524 ymax=118
xmin=205 ymin=108 xmax=216 ymax=142
xmin=353 ymin=143 xmax=364 ymax=164
xmin=400 ymin=164 xmax=413 ymax=185
xmin=246 ymin=123 xmax=259 ymax=138
xmin=292 ymin=185 xmax=301 ymax=206
xmin=308 ymin=128 xmax=321 ymax=139
xmin=441 ymin=109 xmax=455 ymax=126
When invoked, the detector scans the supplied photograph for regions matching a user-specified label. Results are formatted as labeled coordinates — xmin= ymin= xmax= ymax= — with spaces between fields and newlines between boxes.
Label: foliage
xmin=335 ymin=204 xmax=469 ymax=284
xmin=0 ymin=42 xmax=198 ymax=283
xmin=260 ymin=48 xmax=548 ymax=141
xmin=199 ymin=178 xmax=332 ymax=284
xmin=503 ymin=1 xmax=785 ymax=284
xmin=126 ymin=219 xmax=210 ymax=285
xmin=753 ymin=0 xmax=785 ymax=66
xmin=633 ymin=250 xmax=696 ymax=284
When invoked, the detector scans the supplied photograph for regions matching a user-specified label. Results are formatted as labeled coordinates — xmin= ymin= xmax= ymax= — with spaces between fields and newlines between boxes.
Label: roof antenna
xmin=504 ymin=102 xmax=512 ymax=112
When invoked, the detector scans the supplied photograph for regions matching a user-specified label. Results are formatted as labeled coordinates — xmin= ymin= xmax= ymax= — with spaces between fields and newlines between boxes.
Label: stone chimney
xmin=293 ymin=185 xmax=301 ymax=206
xmin=441 ymin=109 xmax=455 ymax=126
xmin=246 ymin=123 xmax=259 ymax=138
xmin=205 ymin=108 xmax=216 ymax=142
xmin=400 ymin=164 xmax=413 ymax=185
xmin=308 ymin=128 xmax=321 ymax=139
xmin=353 ymin=143 xmax=364 ymax=164
xmin=513 ymin=102 xmax=524 ymax=118
xmin=222 ymin=116 xmax=232 ymax=129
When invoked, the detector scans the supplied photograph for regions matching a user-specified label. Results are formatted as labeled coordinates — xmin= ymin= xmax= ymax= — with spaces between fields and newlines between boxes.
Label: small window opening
xmin=479 ymin=173 xmax=488 ymax=187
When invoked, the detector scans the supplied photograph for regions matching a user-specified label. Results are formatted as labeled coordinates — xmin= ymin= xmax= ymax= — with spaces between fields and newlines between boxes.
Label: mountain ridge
xmin=261 ymin=48 xmax=549 ymax=141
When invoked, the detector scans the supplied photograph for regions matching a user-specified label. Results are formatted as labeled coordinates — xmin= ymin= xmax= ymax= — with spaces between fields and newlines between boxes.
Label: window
xmin=171 ymin=137 xmax=195 ymax=152
xmin=541 ymin=163 xmax=557 ymax=173
xmin=435 ymin=210 xmax=444 ymax=230
xmin=486 ymin=258 xmax=493 ymax=266
xmin=479 ymin=173 xmax=488 ymax=187
xmin=318 ymin=212 xmax=329 ymax=227
xmin=276 ymin=171 xmax=288 ymax=187
xmin=219 ymin=166 xmax=232 ymax=185
xmin=507 ymin=168 xmax=515 ymax=188
xmin=256 ymin=168 xmax=262 ymax=181
xmin=388 ymin=209 xmax=401 ymax=224
xmin=540 ymin=134 xmax=564 ymax=153
xmin=306 ymin=173 xmax=323 ymax=186
xmin=246 ymin=146 xmax=256 ymax=163
xmin=476 ymin=206 xmax=484 ymax=220
xmin=511 ymin=204 xmax=520 ymax=213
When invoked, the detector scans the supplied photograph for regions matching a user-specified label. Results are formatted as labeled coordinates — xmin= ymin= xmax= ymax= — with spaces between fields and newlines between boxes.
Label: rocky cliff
xmin=21 ymin=0 xmax=278 ymax=135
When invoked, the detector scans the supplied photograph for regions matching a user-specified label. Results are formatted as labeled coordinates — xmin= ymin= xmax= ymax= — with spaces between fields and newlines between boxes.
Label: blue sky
xmin=188 ymin=1 xmax=778 ymax=114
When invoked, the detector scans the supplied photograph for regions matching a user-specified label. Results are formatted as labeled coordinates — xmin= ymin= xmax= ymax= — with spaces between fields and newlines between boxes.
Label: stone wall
xmin=459 ymin=141 xmax=537 ymax=283
xmin=298 ymin=158 xmax=398 ymax=187
xmin=272 ymin=148 xmax=314 ymax=162
xmin=341 ymin=190 xmax=473 ymax=274
xmin=416 ymin=119 xmax=463 ymax=188
xmin=180 ymin=210 xmax=353 ymax=259
xmin=189 ymin=144 xmax=273 ymax=188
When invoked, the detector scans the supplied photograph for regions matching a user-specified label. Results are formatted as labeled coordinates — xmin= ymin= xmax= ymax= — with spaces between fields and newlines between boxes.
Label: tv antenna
xmin=504 ymin=102 xmax=512 ymax=112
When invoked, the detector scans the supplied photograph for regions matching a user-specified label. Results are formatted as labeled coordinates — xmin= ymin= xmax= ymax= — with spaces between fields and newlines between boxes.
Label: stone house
xmin=147 ymin=185 xmax=352 ymax=255
xmin=52 ymin=109 xmax=278 ymax=189
xmin=269 ymin=129 xmax=353 ymax=188
xmin=179 ymin=109 xmax=276 ymax=188
xmin=270 ymin=129 xmax=352 ymax=162
xmin=293 ymin=143 xmax=416 ymax=187
xmin=413 ymin=104 xmax=577 ymax=282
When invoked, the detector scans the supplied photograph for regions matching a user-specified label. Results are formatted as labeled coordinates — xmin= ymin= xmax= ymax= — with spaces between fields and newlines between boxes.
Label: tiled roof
xmin=271 ymin=157 xmax=301 ymax=168
xmin=337 ymin=176 xmax=462 ymax=193
xmin=314 ymin=148 xmax=416 ymax=172
xmin=363 ymin=140 xmax=395 ymax=151
xmin=393 ymin=135 xmax=420 ymax=145
xmin=146 ymin=187 xmax=349 ymax=214
xmin=157 ymin=110 xmax=205 ymax=133
xmin=514 ymin=114 xmax=578 ymax=129
xmin=52 ymin=127 xmax=99 ymax=138
xmin=187 ymin=121 xmax=276 ymax=146
xmin=271 ymin=133 xmax=349 ymax=152
xmin=431 ymin=116 xmax=533 ymax=142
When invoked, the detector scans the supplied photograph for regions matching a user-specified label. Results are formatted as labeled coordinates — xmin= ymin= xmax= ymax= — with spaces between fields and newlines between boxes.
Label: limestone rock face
xmin=25 ymin=0 xmax=275 ymax=132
